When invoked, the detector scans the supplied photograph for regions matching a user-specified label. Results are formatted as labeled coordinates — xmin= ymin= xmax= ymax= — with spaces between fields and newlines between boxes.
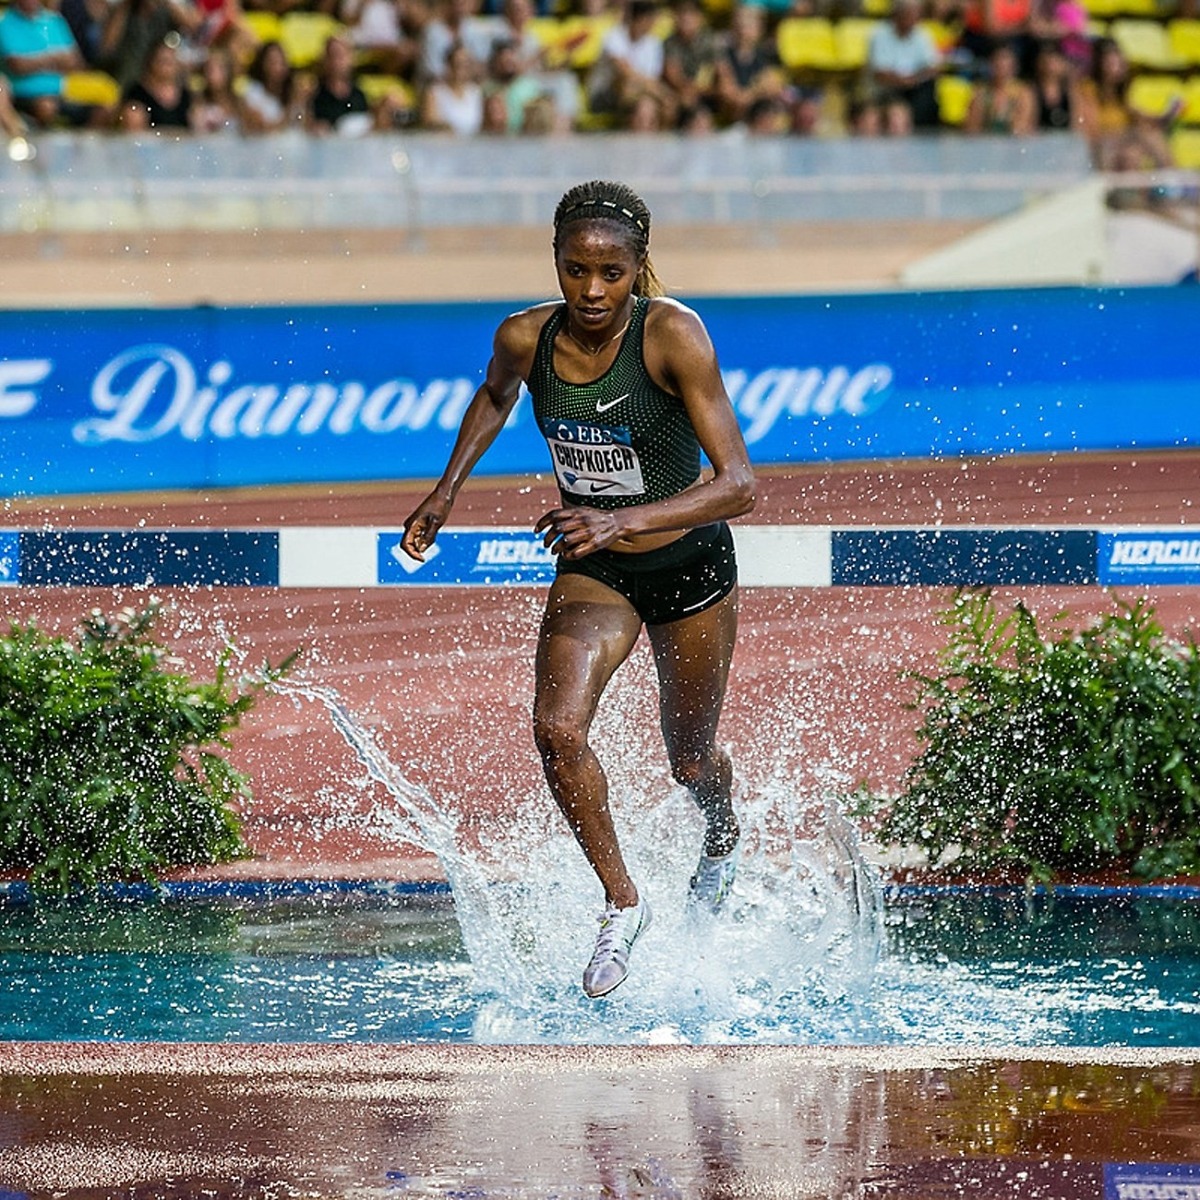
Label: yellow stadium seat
xmin=1183 ymin=78 xmax=1200 ymax=125
xmin=1167 ymin=19 xmax=1200 ymax=66
xmin=920 ymin=19 xmax=959 ymax=52
xmin=279 ymin=12 xmax=345 ymax=68
xmin=834 ymin=18 xmax=880 ymax=71
xmin=62 ymin=70 xmax=120 ymax=106
xmin=862 ymin=0 xmax=889 ymax=15
xmin=1114 ymin=0 xmax=1161 ymax=16
xmin=242 ymin=10 xmax=283 ymax=44
xmin=525 ymin=16 xmax=572 ymax=68
xmin=1081 ymin=0 xmax=1120 ymax=18
xmin=358 ymin=73 xmax=416 ymax=109
xmin=776 ymin=18 xmax=839 ymax=72
xmin=1109 ymin=19 xmax=1184 ymax=70
xmin=1170 ymin=127 xmax=1200 ymax=168
xmin=554 ymin=13 xmax=618 ymax=69
xmin=1127 ymin=72 xmax=1185 ymax=119
xmin=936 ymin=73 xmax=974 ymax=126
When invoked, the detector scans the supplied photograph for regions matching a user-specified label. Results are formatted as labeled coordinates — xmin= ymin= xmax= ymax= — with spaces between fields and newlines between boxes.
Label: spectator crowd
xmin=0 ymin=0 xmax=1194 ymax=166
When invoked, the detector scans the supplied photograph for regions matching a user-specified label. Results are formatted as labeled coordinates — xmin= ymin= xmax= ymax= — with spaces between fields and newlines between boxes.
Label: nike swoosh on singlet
xmin=595 ymin=392 xmax=631 ymax=414
xmin=589 ymin=481 xmax=620 ymax=492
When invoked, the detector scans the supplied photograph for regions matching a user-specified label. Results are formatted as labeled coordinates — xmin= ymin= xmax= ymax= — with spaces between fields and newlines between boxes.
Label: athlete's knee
xmin=532 ymin=707 xmax=589 ymax=767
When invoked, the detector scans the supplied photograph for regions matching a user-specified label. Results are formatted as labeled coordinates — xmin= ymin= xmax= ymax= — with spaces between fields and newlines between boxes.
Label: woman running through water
xmin=401 ymin=180 xmax=756 ymax=998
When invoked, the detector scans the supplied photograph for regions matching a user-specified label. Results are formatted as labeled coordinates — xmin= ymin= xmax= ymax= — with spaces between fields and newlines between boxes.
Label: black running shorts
xmin=556 ymin=521 xmax=737 ymax=626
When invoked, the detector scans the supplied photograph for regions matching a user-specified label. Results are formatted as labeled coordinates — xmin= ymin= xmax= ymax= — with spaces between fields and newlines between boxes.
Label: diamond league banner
xmin=1 ymin=286 xmax=1197 ymax=497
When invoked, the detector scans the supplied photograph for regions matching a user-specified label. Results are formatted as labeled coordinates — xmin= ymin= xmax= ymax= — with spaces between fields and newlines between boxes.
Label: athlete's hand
xmin=535 ymin=506 xmax=624 ymax=559
xmin=401 ymin=494 xmax=451 ymax=561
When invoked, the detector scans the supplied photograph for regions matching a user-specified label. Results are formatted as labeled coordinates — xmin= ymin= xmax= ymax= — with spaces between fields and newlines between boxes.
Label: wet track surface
xmin=2 ymin=453 xmax=1199 ymax=1197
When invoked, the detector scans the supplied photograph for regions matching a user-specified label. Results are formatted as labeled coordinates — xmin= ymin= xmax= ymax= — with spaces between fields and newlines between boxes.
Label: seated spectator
xmin=1030 ymin=39 xmax=1081 ymax=131
xmin=0 ymin=74 xmax=31 ymax=138
xmin=419 ymin=38 xmax=484 ymax=131
xmin=99 ymin=0 xmax=202 ymax=93
xmin=340 ymin=0 xmax=419 ymax=77
xmin=312 ymin=33 xmax=398 ymax=133
xmin=865 ymin=0 xmax=942 ymax=132
xmin=490 ymin=0 xmax=581 ymax=125
xmin=588 ymin=0 xmax=675 ymax=125
xmin=518 ymin=90 xmax=559 ymax=131
xmin=193 ymin=45 xmax=242 ymax=131
xmin=745 ymin=91 xmax=791 ymax=133
xmin=958 ymin=0 xmax=1031 ymax=73
xmin=418 ymin=0 xmax=496 ymax=84
xmin=188 ymin=0 xmax=259 ymax=65
xmin=0 ymin=0 xmax=90 ymax=128
xmin=678 ymin=95 xmax=717 ymax=134
xmin=483 ymin=36 xmax=558 ymax=130
xmin=712 ymin=3 xmax=783 ymax=126
xmin=492 ymin=0 xmax=547 ymax=69
xmin=847 ymin=94 xmax=884 ymax=134
xmin=964 ymin=41 xmax=1035 ymax=133
xmin=1078 ymin=36 xmax=1175 ymax=171
xmin=662 ymin=0 xmax=719 ymax=117
xmin=239 ymin=38 xmax=312 ymax=131
xmin=118 ymin=35 xmax=194 ymax=130
xmin=60 ymin=0 xmax=110 ymax=68
xmin=480 ymin=85 xmax=508 ymax=130
xmin=1027 ymin=0 xmax=1089 ymax=73
xmin=624 ymin=87 xmax=671 ymax=128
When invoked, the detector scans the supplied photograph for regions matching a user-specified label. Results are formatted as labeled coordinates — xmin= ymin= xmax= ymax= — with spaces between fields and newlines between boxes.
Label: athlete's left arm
xmin=632 ymin=299 xmax=757 ymax=532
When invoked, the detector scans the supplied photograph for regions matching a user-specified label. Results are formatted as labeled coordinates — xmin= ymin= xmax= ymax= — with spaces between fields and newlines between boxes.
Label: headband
xmin=556 ymin=198 xmax=648 ymax=235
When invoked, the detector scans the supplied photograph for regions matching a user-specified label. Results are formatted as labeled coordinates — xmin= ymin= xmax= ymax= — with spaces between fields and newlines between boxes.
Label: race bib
xmin=542 ymin=418 xmax=646 ymax=499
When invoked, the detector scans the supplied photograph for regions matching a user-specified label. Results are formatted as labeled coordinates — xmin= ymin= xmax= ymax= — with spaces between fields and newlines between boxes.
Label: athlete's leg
xmin=646 ymin=588 xmax=740 ymax=856
xmin=533 ymin=572 xmax=644 ymax=908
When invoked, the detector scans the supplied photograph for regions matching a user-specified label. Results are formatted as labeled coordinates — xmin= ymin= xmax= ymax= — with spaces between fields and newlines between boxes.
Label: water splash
xmin=277 ymin=680 xmax=883 ymax=1045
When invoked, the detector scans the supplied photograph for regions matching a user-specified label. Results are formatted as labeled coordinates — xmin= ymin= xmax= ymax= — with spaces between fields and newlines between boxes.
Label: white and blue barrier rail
xmin=3 ymin=527 xmax=1200 ymax=588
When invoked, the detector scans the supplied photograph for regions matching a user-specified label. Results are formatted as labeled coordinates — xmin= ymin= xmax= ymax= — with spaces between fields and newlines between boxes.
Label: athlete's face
xmin=554 ymin=222 xmax=643 ymax=335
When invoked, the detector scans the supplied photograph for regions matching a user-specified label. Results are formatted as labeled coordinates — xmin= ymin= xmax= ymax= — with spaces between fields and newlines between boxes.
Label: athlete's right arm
xmin=399 ymin=313 xmax=537 ymax=562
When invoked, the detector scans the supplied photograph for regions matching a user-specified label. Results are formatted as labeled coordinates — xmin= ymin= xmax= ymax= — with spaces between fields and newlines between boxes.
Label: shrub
xmin=0 ymin=602 xmax=295 ymax=893
xmin=862 ymin=590 xmax=1200 ymax=881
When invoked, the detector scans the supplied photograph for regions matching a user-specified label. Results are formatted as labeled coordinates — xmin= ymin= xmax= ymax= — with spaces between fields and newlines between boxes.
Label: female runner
xmin=401 ymin=179 xmax=756 ymax=998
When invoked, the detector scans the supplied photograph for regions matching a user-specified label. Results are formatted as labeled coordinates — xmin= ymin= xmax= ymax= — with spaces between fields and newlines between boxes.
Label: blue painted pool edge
xmin=0 ymin=877 xmax=453 ymax=906
xmin=3 ymin=876 xmax=1199 ymax=907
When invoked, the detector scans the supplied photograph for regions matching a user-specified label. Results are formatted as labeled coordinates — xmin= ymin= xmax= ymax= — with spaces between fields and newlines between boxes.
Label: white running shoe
xmin=688 ymin=845 xmax=739 ymax=914
xmin=582 ymin=897 xmax=652 ymax=999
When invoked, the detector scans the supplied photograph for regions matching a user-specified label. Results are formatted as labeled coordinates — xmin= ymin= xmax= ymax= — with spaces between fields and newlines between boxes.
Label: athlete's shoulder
xmin=494 ymin=301 xmax=559 ymax=367
xmin=643 ymin=296 xmax=714 ymax=354
xmin=498 ymin=301 xmax=558 ymax=341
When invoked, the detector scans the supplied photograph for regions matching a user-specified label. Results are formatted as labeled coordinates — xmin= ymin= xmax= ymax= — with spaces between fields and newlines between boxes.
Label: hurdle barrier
xmin=3 ymin=526 xmax=1199 ymax=588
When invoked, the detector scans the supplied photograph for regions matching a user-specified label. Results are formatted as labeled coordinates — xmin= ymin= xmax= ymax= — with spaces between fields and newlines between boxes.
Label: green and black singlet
xmin=528 ymin=296 xmax=702 ymax=510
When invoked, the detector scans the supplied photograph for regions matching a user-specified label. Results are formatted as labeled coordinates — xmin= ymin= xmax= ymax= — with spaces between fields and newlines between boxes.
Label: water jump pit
xmin=3 ymin=791 xmax=1200 ymax=1197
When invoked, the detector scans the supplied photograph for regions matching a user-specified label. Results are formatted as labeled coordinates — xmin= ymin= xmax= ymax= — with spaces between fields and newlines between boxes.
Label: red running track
xmin=4 ymin=451 xmax=1199 ymax=882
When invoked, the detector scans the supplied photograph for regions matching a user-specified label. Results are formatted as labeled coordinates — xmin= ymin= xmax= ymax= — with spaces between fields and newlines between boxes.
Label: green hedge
xmin=860 ymin=591 xmax=1200 ymax=881
xmin=0 ymin=603 xmax=294 ymax=893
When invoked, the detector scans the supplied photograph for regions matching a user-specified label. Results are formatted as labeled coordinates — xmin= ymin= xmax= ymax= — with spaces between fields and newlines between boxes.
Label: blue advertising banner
xmin=377 ymin=529 xmax=556 ymax=586
xmin=1105 ymin=1163 xmax=1200 ymax=1200
xmin=1 ymin=286 xmax=1197 ymax=497
xmin=0 ymin=531 xmax=18 ymax=586
xmin=1098 ymin=531 xmax=1200 ymax=586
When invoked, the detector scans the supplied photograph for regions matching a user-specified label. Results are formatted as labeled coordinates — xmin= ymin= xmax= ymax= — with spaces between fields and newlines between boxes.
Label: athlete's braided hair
xmin=552 ymin=180 xmax=666 ymax=298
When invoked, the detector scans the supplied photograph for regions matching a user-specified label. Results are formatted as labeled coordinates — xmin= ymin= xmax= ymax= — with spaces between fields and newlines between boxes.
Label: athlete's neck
xmin=563 ymin=299 xmax=636 ymax=357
